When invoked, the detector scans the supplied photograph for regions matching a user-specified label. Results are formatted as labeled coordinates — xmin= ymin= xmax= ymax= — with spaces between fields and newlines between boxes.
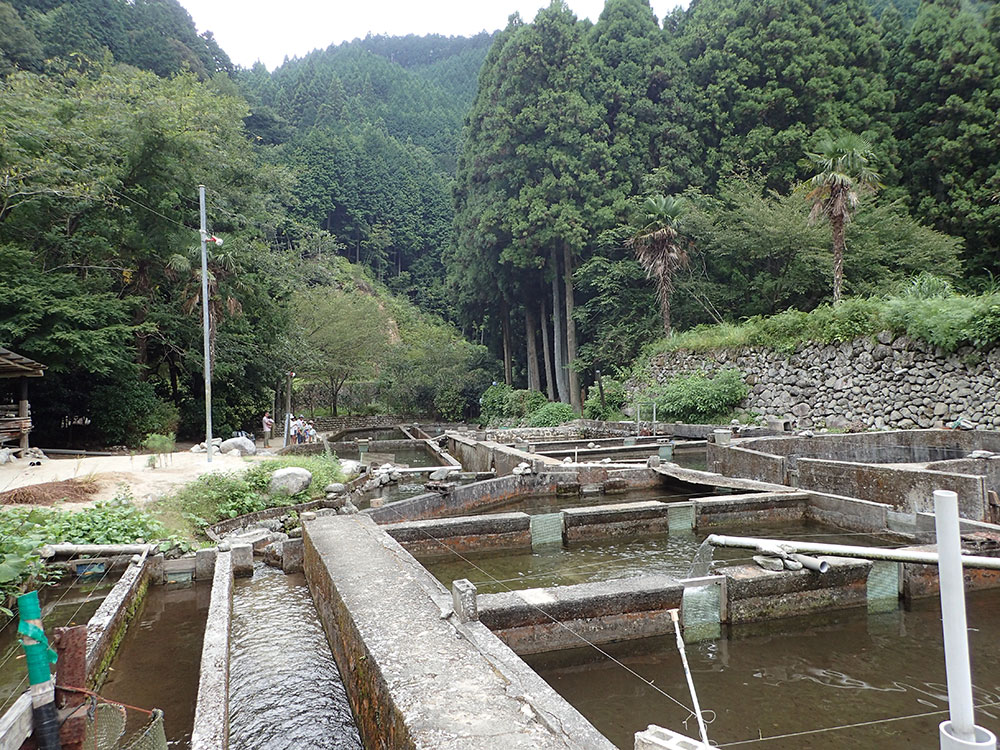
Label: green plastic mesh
xmin=83 ymin=703 xmax=126 ymax=750
xmin=530 ymin=512 xmax=563 ymax=548
xmin=122 ymin=710 xmax=167 ymax=750
xmin=867 ymin=561 xmax=900 ymax=613
xmin=668 ymin=504 xmax=695 ymax=534
xmin=83 ymin=703 xmax=167 ymax=750
xmin=681 ymin=584 xmax=721 ymax=643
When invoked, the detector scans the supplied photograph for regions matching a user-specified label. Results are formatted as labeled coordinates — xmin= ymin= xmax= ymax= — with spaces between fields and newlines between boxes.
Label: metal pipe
xmin=706 ymin=535 xmax=1000 ymax=570
xmin=199 ymin=185 xmax=212 ymax=464
xmin=39 ymin=543 xmax=154 ymax=559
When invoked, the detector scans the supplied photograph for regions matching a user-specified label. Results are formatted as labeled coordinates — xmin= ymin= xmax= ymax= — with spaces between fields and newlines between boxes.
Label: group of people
xmin=260 ymin=411 xmax=318 ymax=447
xmin=289 ymin=415 xmax=319 ymax=444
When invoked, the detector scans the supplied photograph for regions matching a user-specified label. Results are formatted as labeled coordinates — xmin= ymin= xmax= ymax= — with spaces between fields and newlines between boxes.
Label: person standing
xmin=262 ymin=411 xmax=274 ymax=447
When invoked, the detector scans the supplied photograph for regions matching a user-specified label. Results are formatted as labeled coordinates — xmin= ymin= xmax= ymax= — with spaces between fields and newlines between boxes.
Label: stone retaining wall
xmin=648 ymin=333 xmax=1000 ymax=430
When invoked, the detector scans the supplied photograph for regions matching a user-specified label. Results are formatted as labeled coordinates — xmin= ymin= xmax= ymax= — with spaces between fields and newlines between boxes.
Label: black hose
xmin=32 ymin=701 xmax=62 ymax=750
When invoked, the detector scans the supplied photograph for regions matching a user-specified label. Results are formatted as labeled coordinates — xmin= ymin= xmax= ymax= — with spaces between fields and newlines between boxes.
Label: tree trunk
xmin=832 ymin=211 xmax=845 ymax=304
xmin=660 ymin=270 xmax=673 ymax=335
xmin=563 ymin=244 xmax=581 ymax=413
xmin=550 ymin=249 xmax=569 ymax=403
xmin=540 ymin=298 xmax=556 ymax=401
xmin=524 ymin=302 xmax=540 ymax=392
xmin=501 ymin=300 xmax=513 ymax=386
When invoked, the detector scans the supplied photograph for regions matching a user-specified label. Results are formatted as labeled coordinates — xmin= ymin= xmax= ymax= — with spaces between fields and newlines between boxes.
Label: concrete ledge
xmin=724 ymin=557 xmax=871 ymax=624
xmin=86 ymin=549 xmax=152 ymax=683
xmin=191 ymin=551 xmax=233 ymax=750
xmin=695 ymin=492 xmax=810 ymax=528
xmin=385 ymin=513 xmax=531 ymax=557
xmin=479 ymin=575 xmax=684 ymax=654
xmin=304 ymin=514 xmax=613 ymax=749
xmin=563 ymin=501 xmax=671 ymax=541
xmin=804 ymin=491 xmax=892 ymax=533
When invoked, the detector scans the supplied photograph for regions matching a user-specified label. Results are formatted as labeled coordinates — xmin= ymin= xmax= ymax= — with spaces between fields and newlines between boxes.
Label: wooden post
xmin=18 ymin=377 xmax=28 ymax=451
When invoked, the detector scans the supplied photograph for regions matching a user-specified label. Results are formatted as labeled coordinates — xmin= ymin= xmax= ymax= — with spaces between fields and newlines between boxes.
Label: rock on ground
xmin=269 ymin=467 xmax=312 ymax=496
xmin=220 ymin=436 xmax=256 ymax=456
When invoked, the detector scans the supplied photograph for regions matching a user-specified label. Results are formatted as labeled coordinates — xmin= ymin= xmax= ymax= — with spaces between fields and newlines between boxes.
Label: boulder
xmin=263 ymin=542 xmax=283 ymax=568
xmin=0 ymin=448 xmax=12 ymax=465
xmin=340 ymin=459 xmax=362 ymax=476
xmin=428 ymin=467 xmax=452 ymax=481
xmin=220 ymin=436 xmax=256 ymax=456
xmin=269 ymin=467 xmax=312 ymax=496
xmin=324 ymin=482 xmax=347 ymax=494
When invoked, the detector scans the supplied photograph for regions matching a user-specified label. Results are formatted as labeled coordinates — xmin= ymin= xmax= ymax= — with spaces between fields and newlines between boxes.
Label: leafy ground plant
xmin=648 ymin=369 xmax=749 ymax=423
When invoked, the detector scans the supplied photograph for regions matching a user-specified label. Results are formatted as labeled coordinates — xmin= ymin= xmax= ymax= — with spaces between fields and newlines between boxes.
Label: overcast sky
xmin=177 ymin=1 xmax=688 ymax=71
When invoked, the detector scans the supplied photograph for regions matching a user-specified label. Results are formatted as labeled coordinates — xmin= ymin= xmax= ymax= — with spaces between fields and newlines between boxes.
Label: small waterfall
xmin=687 ymin=538 xmax=715 ymax=579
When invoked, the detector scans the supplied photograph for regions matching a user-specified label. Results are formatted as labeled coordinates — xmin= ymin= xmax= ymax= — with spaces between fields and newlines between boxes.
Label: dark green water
xmin=420 ymin=521 xmax=897 ymax=594
xmin=526 ymin=589 xmax=1000 ymax=749
xmin=101 ymin=581 xmax=210 ymax=748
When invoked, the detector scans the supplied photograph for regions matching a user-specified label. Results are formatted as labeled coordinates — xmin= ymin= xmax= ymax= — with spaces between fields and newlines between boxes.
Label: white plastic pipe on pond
xmin=934 ymin=489 xmax=997 ymax=750
xmin=705 ymin=535 xmax=1000 ymax=570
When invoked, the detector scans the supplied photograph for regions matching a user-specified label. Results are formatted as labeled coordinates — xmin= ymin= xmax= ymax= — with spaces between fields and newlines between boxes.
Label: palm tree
xmin=805 ymin=134 xmax=882 ymax=303
xmin=627 ymin=194 xmax=689 ymax=335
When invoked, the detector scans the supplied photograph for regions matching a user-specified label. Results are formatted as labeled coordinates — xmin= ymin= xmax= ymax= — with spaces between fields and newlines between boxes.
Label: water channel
xmin=526 ymin=588 xmax=1000 ymax=748
xmin=419 ymin=521 xmax=896 ymax=594
xmin=229 ymin=563 xmax=362 ymax=750
xmin=101 ymin=580 xmax=210 ymax=748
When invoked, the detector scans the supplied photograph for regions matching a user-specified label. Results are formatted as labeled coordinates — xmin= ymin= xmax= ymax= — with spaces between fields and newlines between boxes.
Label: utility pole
xmin=199 ymin=185 xmax=216 ymax=463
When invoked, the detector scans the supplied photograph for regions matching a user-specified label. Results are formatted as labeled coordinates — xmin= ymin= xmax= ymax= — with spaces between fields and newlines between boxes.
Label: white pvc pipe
xmin=706 ymin=535 xmax=1000 ymax=570
xmin=935 ymin=490 xmax=978 ymax=743
xmin=669 ymin=609 xmax=710 ymax=746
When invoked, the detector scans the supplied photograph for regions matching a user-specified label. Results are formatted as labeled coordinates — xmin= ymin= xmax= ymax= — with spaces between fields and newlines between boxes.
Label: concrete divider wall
xmin=191 ymin=550 xmax=233 ymax=750
xmin=798 ymin=458 xmax=988 ymax=519
xmin=364 ymin=472 xmax=577 ymax=524
xmin=478 ymin=575 xmax=685 ymax=654
xmin=724 ymin=557 xmax=871 ymax=624
xmin=303 ymin=515 xmax=616 ymax=749
xmin=695 ymin=492 xmax=809 ymax=528
xmin=385 ymin=513 xmax=531 ymax=557
xmin=707 ymin=443 xmax=786 ymax=485
xmin=85 ymin=549 xmax=153 ymax=683
xmin=804 ymin=491 xmax=893 ymax=533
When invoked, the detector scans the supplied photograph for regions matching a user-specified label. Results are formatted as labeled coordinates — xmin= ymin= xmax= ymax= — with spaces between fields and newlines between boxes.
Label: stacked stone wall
xmin=648 ymin=332 xmax=1000 ymax=430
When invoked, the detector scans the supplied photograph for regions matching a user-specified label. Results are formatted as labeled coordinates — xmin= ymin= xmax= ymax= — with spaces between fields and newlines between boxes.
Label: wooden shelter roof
xmin=0 ymin=347 xmax=45 ymax=378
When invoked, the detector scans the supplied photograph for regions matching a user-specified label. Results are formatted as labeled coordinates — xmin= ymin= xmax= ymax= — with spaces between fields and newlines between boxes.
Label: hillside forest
xmin=1 ymin=0 xmax=999 ymax=445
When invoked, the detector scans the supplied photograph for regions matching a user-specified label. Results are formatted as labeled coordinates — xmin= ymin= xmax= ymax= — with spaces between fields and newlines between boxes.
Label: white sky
xmin=177 ymin=1 xmax=688 ymax=71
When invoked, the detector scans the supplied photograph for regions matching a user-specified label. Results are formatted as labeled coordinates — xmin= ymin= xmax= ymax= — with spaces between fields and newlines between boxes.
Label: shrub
xmin=524 ymin=402 xmax=577 ymax=427
xmin=508 ymin=389 xmax=547 ymax=418
xmin=479 ymin=383 xmax=514 ymax=424
xmin=583 ymin=378 xmax=628 ymax=421
xmin=650 ymin=369 xmax=748 ymax=423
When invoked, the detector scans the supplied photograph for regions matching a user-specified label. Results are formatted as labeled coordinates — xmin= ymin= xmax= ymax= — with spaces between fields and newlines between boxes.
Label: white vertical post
xmin=636 ymin=401 xmax=640 ymax=436
xmin=199 ymin=185 xmax=213 ymax=463
xmin=934 ymin=489 xmax=997 ymax=750
xmin=652 ymin=402 xmax=657 ymax=436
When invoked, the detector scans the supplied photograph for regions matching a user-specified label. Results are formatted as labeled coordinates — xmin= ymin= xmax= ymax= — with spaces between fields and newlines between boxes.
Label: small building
xmin=0 ymin=347 xmax=45 ymax=453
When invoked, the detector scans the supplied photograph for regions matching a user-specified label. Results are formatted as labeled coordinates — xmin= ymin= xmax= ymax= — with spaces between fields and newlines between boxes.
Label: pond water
xmin=229 ymin=563 xmax=362 ymax=750
xmin=526 ymin=589 xmax=1000 ymax=749
xmin=331 ymin=428 xmax=407 ymax=442
xmin=420 ymin=521 xmax=897 ymax=595
xmin=0 ymin=573 xmax=119 ymax=713
xmin=472 ymin=485 xmax=723 ymax=516
xmin=101 ymin=580 xmax=210 ymax=748
xmin=334 ymin=445 xmax=445 ymax=468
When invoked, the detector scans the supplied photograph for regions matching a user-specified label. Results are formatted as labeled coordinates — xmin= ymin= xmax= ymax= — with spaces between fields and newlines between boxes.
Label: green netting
xmin=83 ymin=703 xmax=167 ymax=750
xmin=867 ymin=561 xmax=900 ymax=613
xmin=668 ymin=504 xmax=695 ymax=534
xmin=681 ymin=584 xmax=721 ymax=643
xmin=530 ymin=512 xmax=563 ymax=548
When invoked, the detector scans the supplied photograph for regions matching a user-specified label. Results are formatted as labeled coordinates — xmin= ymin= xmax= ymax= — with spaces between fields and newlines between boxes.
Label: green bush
xmin=650 ymin=369 xmax=748 ymax=423
xmin=479 ymin=383 xmax=513 ymax=424
xmin=90 ymin=377 xmax=176 ymax=447
xmin=508 ymin=389 xmax=547 ymax=418
xmin=583 ymin=378 xmax=628 ymax=421
xmin=524 ymin=402 xmax=577 ymax=427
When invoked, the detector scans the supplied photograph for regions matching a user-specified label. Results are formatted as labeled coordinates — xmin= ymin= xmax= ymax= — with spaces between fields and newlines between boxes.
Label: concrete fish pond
xmin=8 ymin=423 xmax=1000 ymax=749
xmin=524 ymin=588 xmax=1000 ymax=749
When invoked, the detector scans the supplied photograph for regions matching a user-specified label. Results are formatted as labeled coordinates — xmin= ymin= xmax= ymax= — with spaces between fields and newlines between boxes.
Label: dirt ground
xmin=0 ymin=449 xmax=259 ymax=507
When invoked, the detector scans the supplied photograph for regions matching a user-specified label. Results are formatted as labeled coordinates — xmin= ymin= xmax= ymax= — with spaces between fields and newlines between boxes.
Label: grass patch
xmin=150 ymin=454 xmax=345 ymax=542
